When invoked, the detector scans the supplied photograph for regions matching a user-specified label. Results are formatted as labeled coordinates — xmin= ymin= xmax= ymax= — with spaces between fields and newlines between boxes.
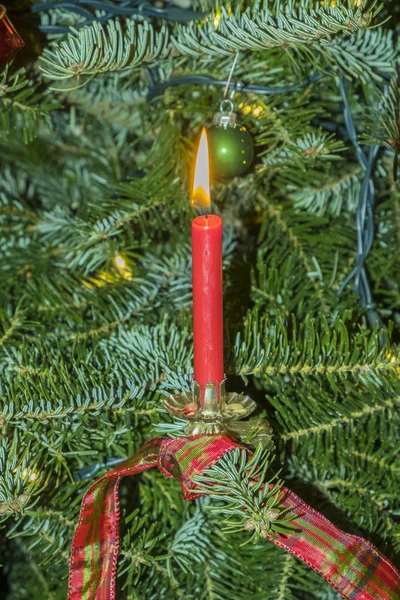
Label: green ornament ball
xmin=208 ymin=124 xmax=254 ymax=179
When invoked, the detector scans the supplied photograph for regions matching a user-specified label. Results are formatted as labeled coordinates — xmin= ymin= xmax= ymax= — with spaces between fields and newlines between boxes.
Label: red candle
xmin=192 ymin=215 xmax=224 ymax=401
xmin=191 ymin=130 xmax=224 ymax=406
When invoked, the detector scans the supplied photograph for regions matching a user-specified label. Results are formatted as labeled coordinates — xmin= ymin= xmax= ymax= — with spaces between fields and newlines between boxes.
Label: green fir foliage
xmin=1 ymin=0 xmax=400 ymax=598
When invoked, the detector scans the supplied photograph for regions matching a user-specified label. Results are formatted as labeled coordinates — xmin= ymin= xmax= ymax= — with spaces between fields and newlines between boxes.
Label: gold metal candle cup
xmin=164 ymin=379 xmax=274 ymax=448
xmin=194 ymin=380 xmax=226 ymax=416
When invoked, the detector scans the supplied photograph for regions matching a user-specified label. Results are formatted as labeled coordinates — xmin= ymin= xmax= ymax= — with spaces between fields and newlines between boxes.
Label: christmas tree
xmin=1 ymin=1 xmax=400 ymax=598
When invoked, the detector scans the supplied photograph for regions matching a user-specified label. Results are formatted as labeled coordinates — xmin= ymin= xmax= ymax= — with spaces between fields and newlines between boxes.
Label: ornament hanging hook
xmin=219 ymin=98 xmax=234 ymax=113
xmin=222 ymin=52 xmax=240 ymax=101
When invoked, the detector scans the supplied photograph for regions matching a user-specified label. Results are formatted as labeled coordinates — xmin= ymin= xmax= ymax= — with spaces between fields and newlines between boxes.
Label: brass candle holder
xmin=164 ymin=380 xmax=273 ymax=448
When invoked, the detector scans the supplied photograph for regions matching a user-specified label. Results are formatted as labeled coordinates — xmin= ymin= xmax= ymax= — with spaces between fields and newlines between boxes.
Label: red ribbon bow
xmin=69 ymin=434 xmax=400 ymax=600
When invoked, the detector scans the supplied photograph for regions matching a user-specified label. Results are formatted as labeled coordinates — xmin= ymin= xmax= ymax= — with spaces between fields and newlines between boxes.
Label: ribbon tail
xmin=267 ymin=487 xmax=400 ymax=600
xmin=68 ymin=438 xmax=165 ymax=600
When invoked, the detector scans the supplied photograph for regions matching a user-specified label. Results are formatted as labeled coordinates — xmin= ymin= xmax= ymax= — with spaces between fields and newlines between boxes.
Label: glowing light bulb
xmin=386 ymin=351 xmax=397 ymax=364
xmin=252 ymin=106 xmax=263 ymax=117
xmin=22 ymin=468 xmax=38 ymax=482
xmin=213 ymin=11 xmax=221 ymax=29
xmin=114 ymin=255 xmax=126 ymax=269
xmin=113 ymin=254 xmax=133 ymax=280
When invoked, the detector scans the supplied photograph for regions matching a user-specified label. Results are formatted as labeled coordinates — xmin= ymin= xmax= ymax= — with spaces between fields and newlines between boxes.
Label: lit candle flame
xmin=191 ymin=128 xmax=211 ymax=215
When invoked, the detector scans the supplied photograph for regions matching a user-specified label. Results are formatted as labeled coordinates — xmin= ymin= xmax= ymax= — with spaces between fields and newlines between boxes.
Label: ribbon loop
xmin=157 ymin=433 xmax=241 ymax=499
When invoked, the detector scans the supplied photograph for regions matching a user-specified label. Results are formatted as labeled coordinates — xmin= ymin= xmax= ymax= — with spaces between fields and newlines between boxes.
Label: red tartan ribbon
xmin=69 ymin=434 xmax=400 ymax=600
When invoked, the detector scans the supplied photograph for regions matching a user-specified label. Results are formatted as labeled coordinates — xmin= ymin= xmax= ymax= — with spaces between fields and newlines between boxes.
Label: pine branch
xmin=346 ymin=449 xmax=400 ymax=477
xmin=40 ymin=19 xmax=170 ymax=86
xmin=0 ymin=305 xmax=32 ymax=352
xmin=323 ymin=27 xmax=395 ymax=82
xmin=276 ymin=554 xmax=295 ymax=600
xmin=0 ymin=314 xmax=23 ymax=349
xmin=175 ymin=1 xmax=389 ymax=87
xmin=1 ymin=394 xmax=158 ymax=425
xmin=234 ymin=311 xmax=397 ymax=387
xmin=196 ymin=446 xmax=296 ymax=541
xmin=271 ymin=374 xmax=400 ymax=468
xmin=15 ymin=539 xmax=56 ymax=600
xmin=8 ymin=508 xmax=72 ymax=565
xmin=0 ymin=319 xmax=193 ymax=490
xmin=311 ymin=470 xmax=400 ymax=543
xmin=39 ymin=3 xmax=386 ymax=86
xmin=118 ymin=512 xmax=170 ymax=588
xmin=366 ymin=172 xmax=400 ymax=316
xmin=174 ymin=3 xmax=382 ymax=58
xmin=142 ymin=471 xmax=182 ymax=513
xmin=292 ymin=166 xmax=362 ymax=216
xmin=167 ymin=507 xmax=213 ymax=574
xmin=282 ymin=398 xmax=400 ymax=445
xmin=0 ymin=434 xmax=43 ymax=519
xmin=255 ymin=194 xmax=332 ymax=314
xmin=0 ymin=66 xmax=55 ymax=143
xmin=363 ymin=64 xmax=400 ymax=179
xmin=281 ymin=396 xmax=399 ymax=443
xmin=258 ymin=131 xmax=345 ymax=182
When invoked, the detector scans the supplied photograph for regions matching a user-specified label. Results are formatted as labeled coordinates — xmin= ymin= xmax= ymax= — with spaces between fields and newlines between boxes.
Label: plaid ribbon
xmin=69 ymin=434 xmax=400 ymax=600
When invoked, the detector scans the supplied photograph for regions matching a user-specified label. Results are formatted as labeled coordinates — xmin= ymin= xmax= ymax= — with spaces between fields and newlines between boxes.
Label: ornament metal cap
xmin=213 ymin=99 xmax=237 ymax=129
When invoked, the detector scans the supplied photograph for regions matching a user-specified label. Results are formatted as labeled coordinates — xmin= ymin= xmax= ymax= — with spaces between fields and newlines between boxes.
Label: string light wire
xmin=147 ymin=72 xmax=326 ymax=101
xmin=32 ymin=0 xmax=205 ymax=31
xmin=338 ymin=75 xmax=382 ymax=329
